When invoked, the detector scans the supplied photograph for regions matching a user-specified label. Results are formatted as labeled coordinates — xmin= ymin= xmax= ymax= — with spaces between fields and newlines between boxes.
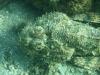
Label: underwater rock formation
xmin=18 ymin=12 xmax=100 ymax=72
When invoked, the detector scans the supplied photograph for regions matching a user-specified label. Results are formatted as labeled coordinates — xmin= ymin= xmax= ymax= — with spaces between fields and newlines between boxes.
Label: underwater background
xmin=0 ymin=0 xmax=100 ymax=75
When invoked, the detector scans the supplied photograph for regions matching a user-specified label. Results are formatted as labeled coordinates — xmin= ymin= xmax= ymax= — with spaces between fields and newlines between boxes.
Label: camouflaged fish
xmin=18 ymin=12 xmax=100 ymax=70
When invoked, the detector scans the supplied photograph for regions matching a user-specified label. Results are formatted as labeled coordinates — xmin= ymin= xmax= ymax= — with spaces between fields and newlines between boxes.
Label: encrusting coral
xmin=18 ymin=12 xmax=100 ymax=71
